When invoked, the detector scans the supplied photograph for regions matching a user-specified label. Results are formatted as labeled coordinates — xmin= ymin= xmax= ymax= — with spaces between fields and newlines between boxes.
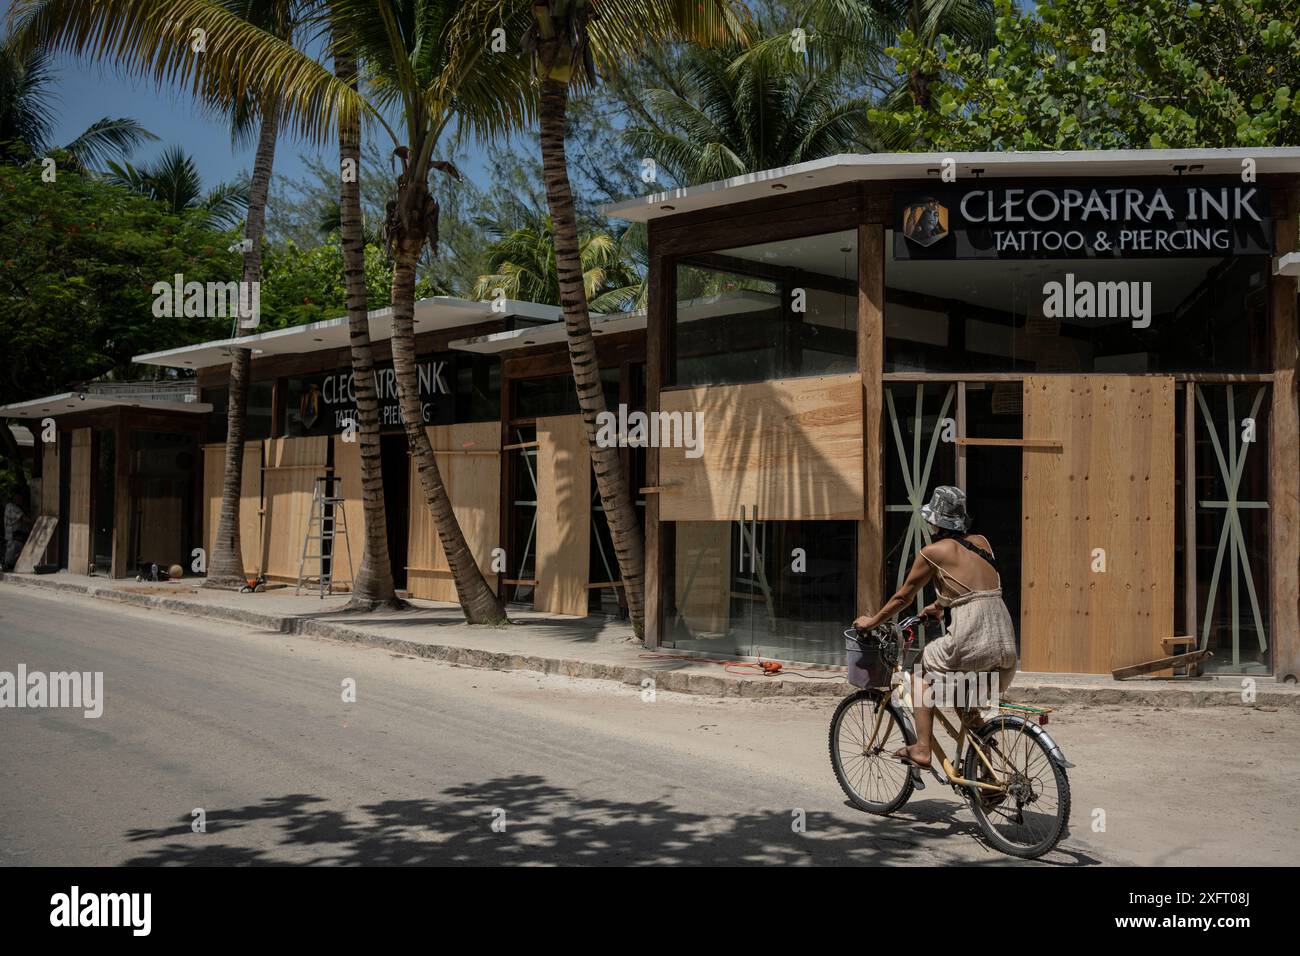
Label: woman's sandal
xmin=892 ymin=746 xmax=930 ymax=789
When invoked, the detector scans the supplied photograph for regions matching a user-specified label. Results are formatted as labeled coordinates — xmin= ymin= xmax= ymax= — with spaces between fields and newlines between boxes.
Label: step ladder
xmin=297 ymin=475 xmax=354 ymax=598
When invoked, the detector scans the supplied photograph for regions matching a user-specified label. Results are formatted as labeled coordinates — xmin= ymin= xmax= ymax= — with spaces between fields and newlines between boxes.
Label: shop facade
xmin=0 ymin=385 xmax=210 ymax=579
xmin=10 ymin=149 xmax=1295 ymax=681
xmin=602 ymin=148 xmax=1299 ymax=680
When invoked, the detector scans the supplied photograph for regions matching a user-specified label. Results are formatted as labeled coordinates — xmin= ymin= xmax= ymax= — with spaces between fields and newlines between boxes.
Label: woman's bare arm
xmin=854 ymin=550 xmax=934 ymax=630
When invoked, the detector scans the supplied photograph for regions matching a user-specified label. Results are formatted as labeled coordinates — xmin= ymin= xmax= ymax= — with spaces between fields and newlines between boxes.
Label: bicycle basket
xmin=844 ymin=625 xmax=921 ymax=689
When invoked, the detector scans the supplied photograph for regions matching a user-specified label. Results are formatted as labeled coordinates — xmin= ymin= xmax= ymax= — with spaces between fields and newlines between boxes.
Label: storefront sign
xmin=894 ymin=183 xmax=1272 ymax=259
xmin=289 ymin=357 xmax=455 ymax=435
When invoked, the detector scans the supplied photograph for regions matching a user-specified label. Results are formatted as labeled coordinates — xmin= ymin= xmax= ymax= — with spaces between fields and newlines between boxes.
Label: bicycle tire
xmin=829 ymin=689 xmax=915 ymax=814
xmin=963 ymin=716 xmax=1071 ymax=859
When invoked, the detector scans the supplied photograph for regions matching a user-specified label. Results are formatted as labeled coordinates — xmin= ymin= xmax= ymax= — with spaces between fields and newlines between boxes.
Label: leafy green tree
xmin=623 ymin=40 xmax=875 ymax=186
xmin=872 ymin=0 xmax=1300 ymax=150
xmin=259 ymin=238 xmax=437 ymax=328
xmin=0 ymin=160 xmax=239 ymax=404
xmin=473 ymin=210 xmax=641 ymax=312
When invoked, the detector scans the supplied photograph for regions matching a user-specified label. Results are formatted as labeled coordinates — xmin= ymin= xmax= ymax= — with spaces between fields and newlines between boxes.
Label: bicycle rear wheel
xmin=963 ymin=716 xmax=1071 ymax=859
xmin=829 ymin=690 xmax=915 ymax=814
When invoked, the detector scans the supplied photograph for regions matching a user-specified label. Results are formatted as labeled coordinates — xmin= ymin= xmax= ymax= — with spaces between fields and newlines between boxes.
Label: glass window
xmin=672 ymin=230 xmax=858 ymax=388
xmin=513 ymin=368 xmax=618 ymax=420
xmin=884 ymin=236 xmax=1271 ymax=373
xmin=660 ymin=518 xmax=857 ymax=665
xmin=202 ymin=382 xmax=273 ymax=442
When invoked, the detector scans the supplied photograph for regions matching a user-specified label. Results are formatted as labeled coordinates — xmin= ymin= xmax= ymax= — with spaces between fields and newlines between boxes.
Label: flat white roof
xmin=448 ymin=291 xmax=780 ymax=354
xmin=133 ymin=295 xmax=562 ymax=370
xmin=603 ymin=148 xmax=1300 ymax=223
xmin=0 ymin=392 xmax=212 ymax=419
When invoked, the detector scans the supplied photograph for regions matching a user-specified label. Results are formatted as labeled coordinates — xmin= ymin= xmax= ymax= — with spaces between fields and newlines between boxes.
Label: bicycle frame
xmin=892 ymin=670 xmax=1004 ymax=792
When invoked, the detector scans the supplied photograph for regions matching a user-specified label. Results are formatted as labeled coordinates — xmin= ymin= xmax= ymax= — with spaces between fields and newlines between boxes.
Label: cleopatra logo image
xmin=298 ymin=383 xmax=322 ymax=428
xmin=901 ymin=197 xmax=949 ymax=247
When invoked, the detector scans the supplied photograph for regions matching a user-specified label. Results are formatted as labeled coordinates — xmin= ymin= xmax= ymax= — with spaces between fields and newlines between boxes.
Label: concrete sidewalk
xmin=2 ymin=570 xmax=1297 ymax=710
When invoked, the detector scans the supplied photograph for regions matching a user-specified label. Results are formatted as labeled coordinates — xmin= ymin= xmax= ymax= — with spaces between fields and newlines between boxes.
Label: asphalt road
xmin=1 ymin=587 xmax=1296 ymax=866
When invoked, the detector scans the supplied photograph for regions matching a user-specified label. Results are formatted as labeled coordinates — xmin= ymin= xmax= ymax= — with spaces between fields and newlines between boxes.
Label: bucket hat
xmin=920 ymin=485 xmax=969 ymax=532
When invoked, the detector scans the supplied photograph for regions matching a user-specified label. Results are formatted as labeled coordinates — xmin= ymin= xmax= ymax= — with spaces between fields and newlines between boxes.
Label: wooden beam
xmin=955 ymin=437 xmax=1062 ymax=448
xmin=1270 ymin=207 xmax=1300 ymax=682
xmin=857 ymin=223 xmax=885 ymax=616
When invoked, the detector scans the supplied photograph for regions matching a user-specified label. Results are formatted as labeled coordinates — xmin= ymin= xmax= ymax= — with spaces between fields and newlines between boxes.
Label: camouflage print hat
xmin=920 ymin=485 xmax=969 ymax=532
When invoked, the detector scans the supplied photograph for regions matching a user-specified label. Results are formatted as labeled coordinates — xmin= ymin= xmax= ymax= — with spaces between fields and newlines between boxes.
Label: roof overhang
xmin=603 ymin=148 xmax=1300 ymax=224
xmin=133 ymin=296 xmax=563 ymax=370
xmin=0 ymin=393 xmax=212 ymax=419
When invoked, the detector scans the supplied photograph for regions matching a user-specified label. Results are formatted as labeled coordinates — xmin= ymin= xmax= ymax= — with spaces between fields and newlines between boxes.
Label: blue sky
xmin=4 ymin=0 xmax=497 ymax=194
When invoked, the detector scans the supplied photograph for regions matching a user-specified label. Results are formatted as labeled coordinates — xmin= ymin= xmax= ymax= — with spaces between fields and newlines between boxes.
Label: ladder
xmin=297 ymin=475 xmax=354 ymax=598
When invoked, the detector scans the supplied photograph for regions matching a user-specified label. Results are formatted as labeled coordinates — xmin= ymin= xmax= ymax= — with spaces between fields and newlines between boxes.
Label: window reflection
xmin=672 ymin=230 xmax=858 ymax=388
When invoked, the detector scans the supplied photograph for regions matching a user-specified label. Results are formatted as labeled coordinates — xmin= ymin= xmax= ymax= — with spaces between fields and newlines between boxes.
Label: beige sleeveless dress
xmin=918 ymin=550 xmax=1019 ymax=696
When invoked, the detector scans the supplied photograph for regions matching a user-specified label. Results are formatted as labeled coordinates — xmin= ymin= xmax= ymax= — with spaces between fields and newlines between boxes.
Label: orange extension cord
xmin=637 ymin=652 xmax=843 ymax=680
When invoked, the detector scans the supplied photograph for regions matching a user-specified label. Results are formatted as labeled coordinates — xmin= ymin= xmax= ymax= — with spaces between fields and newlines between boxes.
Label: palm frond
xmin=8 ymin=0 xmax=364 ymax=145
xmin=61 ymin=116 xmax=158 ymax=168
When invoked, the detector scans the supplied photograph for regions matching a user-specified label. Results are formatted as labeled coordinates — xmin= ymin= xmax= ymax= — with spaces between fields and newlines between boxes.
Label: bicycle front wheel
xmin=829 ymin=689 xmax=915 ymax=814
xmin=963 ymin=716 xmax=1071 ymax=859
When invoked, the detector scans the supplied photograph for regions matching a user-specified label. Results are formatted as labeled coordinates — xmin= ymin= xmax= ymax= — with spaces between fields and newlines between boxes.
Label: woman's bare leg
xmin=895 ymin=672 xmax=934 ymax=767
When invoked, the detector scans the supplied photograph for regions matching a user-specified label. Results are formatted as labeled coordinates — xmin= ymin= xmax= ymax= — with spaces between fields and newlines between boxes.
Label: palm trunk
xmin=538 ymin=78 xmax=646 ymax=636
xmin=205 ymin=99 xmax=279 ymax=589
xmin=388 ymin=181 xmax=508 ymax=624
xmin=335 ymin=44 xmax=403 ymax=611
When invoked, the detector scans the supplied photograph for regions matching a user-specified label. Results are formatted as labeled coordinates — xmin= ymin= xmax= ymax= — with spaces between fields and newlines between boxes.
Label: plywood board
xmin=136 ymin=492 xmax=186 ymax=569
xmin=41 ymin=441 xmax=59 ymax=516
xmin=1020 ymin=376 xmax=1175 ymax=674
xmin=67 ymin=428 xmax=91 ymax=575
xmin=659 ymin=373 xmax=864 ymax=522
xmin=15 ymin=515 xmax=57 ymax=573
xmin=202 ymin=441 xmax=262 ymax=576
xmin=535 ymin=414 xmax=591 ymax=616
xmin=261 ymin=436 xmax=329 ymax=581
xmin=331 ymin=436 xmax=364 ymax=585
xmin=673 ymin=521 xmax=731 ymax=635
xmin=406 ymin=422 xmax=501 ymax=603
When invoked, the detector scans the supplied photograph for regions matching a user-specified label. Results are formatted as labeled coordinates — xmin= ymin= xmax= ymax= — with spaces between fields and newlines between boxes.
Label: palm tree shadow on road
xmin=120 ymin=775 xmax=1099 ymax=866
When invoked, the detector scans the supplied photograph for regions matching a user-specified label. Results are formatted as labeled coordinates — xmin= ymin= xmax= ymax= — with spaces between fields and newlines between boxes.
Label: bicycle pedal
xmin=908 ymin=766 xmax=925 ymax=790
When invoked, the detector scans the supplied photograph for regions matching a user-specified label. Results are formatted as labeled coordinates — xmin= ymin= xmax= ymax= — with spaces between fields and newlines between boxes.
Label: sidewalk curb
xmin=3 ymin=573 xmax=1296 ymax=710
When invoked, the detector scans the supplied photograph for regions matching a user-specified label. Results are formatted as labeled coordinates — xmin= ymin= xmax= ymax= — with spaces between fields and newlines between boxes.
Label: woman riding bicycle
xmin=853 ymin=485 xmax=1018 ymax=771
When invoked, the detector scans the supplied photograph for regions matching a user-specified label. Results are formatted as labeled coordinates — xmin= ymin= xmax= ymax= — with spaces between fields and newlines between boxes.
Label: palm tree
xmin=332 ymin=27 xmax=403 ymax=610
xmin=333 ymin=0 xmax=536 ymax=625
xmin=775 ymin=0 xmax=996 ymax=113
xmin=623 ymin=41 xmax=876 ymax=186
xmin=473 ymin=209 xmax=641 ymax=313
xmin=517 ymin=0 xmax=746 ymax=638
xmin=106 ymin=144 xmax=249 ymax=228
xmin=0 ymin=41 xmax=157 ymax=168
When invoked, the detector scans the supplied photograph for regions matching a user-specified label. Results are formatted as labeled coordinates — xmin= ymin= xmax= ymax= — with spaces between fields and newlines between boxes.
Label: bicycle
xmin=829 ymin=616 xmax=1073 ymax=859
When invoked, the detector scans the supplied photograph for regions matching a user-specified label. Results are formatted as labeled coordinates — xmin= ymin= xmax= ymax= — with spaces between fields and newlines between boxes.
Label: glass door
xmin=664 ymin=515 xmax=857 ymax=665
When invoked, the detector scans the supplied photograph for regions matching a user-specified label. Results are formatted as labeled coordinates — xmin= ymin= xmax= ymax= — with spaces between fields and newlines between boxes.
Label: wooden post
xmin=1271 ymin=205 xmax=1300 ymax=682
xmin=1183 ymin=384 xmax=1197 ymax=641
xmin=857 ymin=223 xmax=885 ymax=615
xmin=111 ymin=410 xmax=130 ymax=578
xmin=644 ymin=253 xmax=666 ymax=648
